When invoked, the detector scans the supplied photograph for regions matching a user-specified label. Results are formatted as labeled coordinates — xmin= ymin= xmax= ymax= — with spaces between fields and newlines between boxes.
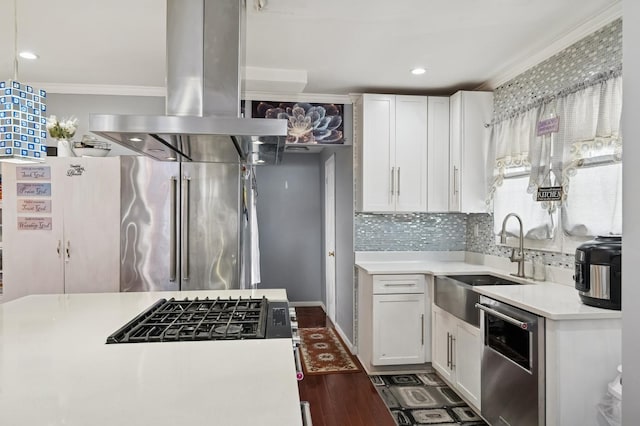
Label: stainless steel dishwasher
xmin=476 ymin=295 xmax=545 ymax=426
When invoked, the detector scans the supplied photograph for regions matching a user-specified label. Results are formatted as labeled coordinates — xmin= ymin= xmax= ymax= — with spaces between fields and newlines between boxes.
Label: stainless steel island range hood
xmin=90 ymin=0 xmax=287 ymax=164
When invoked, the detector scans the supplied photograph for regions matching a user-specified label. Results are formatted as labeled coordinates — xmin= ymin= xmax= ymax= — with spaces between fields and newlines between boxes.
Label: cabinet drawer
xmin=373 ymin=274 xmax=426 ymax=294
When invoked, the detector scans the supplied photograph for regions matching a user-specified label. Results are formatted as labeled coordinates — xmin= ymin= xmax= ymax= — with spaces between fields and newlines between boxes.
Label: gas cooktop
xmin=106 ymin=296 xmax=292 ymax=344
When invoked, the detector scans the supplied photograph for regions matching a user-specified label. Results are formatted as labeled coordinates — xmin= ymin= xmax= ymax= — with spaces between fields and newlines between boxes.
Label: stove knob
xmin=290 ymin=321 xmax=299 ymax=332
xmin=289 ymin=307 xmax=297 ymax=321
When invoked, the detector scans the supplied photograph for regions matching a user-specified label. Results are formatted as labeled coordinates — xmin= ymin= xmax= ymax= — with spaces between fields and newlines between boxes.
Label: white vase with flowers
xmin=46 ymin=115 xmax=79 ymax=157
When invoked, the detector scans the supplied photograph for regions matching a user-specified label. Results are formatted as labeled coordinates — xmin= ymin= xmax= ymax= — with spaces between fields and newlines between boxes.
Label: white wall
xmin=45 ymin=94 xmax=165 ymax=156
xmin=622 ymin=2 xmax=640 ymax=424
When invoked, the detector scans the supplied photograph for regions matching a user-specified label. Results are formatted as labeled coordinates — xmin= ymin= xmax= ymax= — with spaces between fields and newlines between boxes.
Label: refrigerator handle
xmin=182 ymin=175 xmax=191 ymax=281
xmin=169 ymin=176 xmax=178 ymax=282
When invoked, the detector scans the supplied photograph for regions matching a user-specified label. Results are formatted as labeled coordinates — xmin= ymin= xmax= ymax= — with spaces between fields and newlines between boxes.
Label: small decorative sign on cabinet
xmin=17 ymin=217 xmax=52 ymax=231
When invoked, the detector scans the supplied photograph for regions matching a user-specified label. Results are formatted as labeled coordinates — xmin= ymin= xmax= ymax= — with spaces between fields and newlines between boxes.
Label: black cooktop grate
xmin=106 ymin=297 xmax=268 ymax=343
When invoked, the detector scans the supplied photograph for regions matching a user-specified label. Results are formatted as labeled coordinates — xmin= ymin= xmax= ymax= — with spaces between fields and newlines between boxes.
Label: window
xmin=488 ymin=75 xmax=622 ymax=252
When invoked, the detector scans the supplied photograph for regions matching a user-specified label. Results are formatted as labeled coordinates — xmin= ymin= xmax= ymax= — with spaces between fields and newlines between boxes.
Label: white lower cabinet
xmin=357 ymin=272 xmax=430 ymax=372
xmin=373 ymin=292 xmax=427 ymax=365
xmin=432 ymin=304 xmax=481 ymax=410
xmin=372 ymin=274 xmax=428 ymax=365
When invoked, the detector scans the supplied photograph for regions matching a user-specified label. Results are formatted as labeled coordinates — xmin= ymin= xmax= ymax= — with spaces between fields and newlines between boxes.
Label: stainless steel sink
xmin=434 ymin=274 xmax=524 ymax=327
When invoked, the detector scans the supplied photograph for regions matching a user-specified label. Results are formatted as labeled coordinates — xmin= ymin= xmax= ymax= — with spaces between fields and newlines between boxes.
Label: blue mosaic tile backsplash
xmin=354 ymin=213 xmax=467 ymax=252
xmin=466 ymin=213 xmax=577 ymax=269
xmin=494 ymin=18 xmax=621 ymax=117
xmin=354 ymin=19 xmax=621 ymax=271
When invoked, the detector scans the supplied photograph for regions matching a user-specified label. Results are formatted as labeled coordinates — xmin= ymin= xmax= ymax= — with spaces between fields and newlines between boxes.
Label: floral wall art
xmin=251 ymin=101 xmax=344 ymax=144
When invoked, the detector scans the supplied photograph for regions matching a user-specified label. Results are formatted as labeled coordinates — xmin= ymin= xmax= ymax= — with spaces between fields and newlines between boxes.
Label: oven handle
xmin=300 ymin=401 xmax=313 ymax=426
xmin=475 ymin=303 xmax=530 ymax=330
xmin=294 ymin=346 xmax=304 ymax=381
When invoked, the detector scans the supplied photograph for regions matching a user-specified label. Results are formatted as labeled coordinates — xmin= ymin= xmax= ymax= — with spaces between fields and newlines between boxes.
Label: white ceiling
xmin=0 ymin=0 xmax=621 ymax=97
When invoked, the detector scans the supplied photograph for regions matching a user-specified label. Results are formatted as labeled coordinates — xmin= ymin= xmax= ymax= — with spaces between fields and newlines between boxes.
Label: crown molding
xmin=479 ymin=2 xmax=622 ymax=90
xmin=28 ymin=83 xmax=353 ymax=104
xmin=243 ymin=91 xmax=353 ymax=104
xmin=32 ymin=82 xmax=166 ymax=97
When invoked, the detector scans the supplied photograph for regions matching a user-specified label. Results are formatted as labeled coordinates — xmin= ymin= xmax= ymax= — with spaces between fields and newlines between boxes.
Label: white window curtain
xmin=557 ymin=76 xmax=622 ymax=236
xmin=488 ymin=74 xmax=622 ymax=239
xmin=488 ymin=107 xmax=554 ymax=239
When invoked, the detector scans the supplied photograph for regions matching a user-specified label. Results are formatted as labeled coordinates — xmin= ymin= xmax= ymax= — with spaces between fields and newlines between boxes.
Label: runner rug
xmin=370 ymin=371 xmax=487 ymax=425
xmin=298 ymin=327 xmax=360 ymax=375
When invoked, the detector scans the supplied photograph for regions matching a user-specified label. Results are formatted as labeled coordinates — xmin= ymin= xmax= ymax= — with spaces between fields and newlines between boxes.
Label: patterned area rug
xmin=299 ymin=327 xmax=360 ymax=374
xmin=370 ymin=371 xmax=487 ymax=425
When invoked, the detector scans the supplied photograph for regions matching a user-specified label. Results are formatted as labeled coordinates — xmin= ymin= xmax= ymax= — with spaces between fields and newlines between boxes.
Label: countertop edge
xmin=472 ymin=286 xmax=623 ymax=320
xmin=355 ymin=260 xmax=622 ymax=321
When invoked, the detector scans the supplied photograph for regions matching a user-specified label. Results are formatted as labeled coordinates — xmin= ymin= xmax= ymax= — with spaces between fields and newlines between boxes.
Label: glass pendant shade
xmin=0 ymin=80 xmax=47 ymax=163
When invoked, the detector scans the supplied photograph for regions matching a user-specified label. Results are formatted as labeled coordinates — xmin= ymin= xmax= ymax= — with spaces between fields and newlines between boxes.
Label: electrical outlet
xmin=474 ymin=224 xmax=479 ymax=237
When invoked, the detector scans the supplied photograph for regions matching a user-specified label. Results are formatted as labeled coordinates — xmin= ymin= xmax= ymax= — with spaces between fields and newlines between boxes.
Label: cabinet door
xmin=372 ymin=293 xmax=426 ymax=365
xmin=459 ymin=91 xmax=493 ymax=213
xmin=454 ymin=320 xmax=482 ymax=410
xmin=2 ymin=162 xmax=64 ymax=301
xmin=432 ymin=306 xmax=454 ymax=381
xmin=427 ymin=97 xmax=450 ymax=212
xmin=59 ymin=157 xmax=120 ymax=293
xmin=395 ymin=96 xmax=428 ymax=212
xmin=449 ymin=92 xmax=462 ymax=212
xmin=449 ymin=91 xmax=493 ymax=213
xmin=361 ymin=94 xmax=395 ymax=212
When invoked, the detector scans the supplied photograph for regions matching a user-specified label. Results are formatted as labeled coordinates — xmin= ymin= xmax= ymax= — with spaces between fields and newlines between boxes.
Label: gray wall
xmin=45 ymin=93 xmax=165 ymax=156
xmin=321 ymin=147 xmax=355 ymax=343
xmin=622 ymin=4 xmax=639 ymax=424
xmin=255 ymin=154 xmax=323 ymax=302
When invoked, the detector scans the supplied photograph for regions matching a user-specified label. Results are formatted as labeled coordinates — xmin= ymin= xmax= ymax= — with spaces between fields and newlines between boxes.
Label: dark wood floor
xmin=295 ymin=306 xmax=396 ymax=426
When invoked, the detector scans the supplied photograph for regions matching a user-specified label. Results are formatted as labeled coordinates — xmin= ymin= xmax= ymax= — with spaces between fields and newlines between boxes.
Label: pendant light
xmin=0 ymin=0 xmax=47 ymax=163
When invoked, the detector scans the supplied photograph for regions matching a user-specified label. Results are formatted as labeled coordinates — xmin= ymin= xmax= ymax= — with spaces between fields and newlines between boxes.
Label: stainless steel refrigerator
xmin=119 ymin=156 xmax=243 ymax=291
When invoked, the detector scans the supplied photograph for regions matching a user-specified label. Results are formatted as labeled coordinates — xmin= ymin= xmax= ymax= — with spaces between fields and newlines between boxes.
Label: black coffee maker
xmin=574 ymin=236 xmax=621 ymax=310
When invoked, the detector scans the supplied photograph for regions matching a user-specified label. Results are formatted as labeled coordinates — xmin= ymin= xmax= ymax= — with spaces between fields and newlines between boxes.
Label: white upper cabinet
xmin=449 ymin=90 xmax=494 ymax=213
xmin=357 ymin=94 xmax=443 ymax=213
xmin=394 ymin=96 xmax=429 ymax=212
xmin=427 ymin=96 xmax=450 ymax=212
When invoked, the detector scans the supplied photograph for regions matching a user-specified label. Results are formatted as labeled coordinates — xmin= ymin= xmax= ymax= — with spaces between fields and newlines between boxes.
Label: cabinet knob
xmin=328 ymin=251 xmax=335 ymax=257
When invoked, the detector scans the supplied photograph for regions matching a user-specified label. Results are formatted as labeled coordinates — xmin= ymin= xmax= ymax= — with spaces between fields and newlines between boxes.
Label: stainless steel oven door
xmin=476 ymin=296 xmax=545 ymax=426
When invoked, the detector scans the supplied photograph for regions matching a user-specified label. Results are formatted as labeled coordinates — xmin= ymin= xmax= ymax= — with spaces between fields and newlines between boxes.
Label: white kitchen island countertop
xmin=0 ymin=290 xmax=302 ymax=426
xmin=355 ymin=255 xmax=621 ymax=320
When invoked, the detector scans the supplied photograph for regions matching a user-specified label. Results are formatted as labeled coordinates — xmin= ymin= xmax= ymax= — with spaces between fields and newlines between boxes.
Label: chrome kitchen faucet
xmin=500 ymin=213 xmax=526 ymax=278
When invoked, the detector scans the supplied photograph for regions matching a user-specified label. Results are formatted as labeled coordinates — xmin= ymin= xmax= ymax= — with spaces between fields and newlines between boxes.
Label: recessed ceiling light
xmin=19 ymin=51 xmax=39 ymax=60
xmin=411 ymin=67 xmax=427 ymax=75
xmin=129 ymin=137 xmax=143 ymax=142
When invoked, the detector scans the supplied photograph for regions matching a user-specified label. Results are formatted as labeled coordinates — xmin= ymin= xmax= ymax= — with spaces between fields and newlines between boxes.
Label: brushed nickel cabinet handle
xmin=390 ymin=167 xmax=395 ymax=196
xmin=451 ymin=336 xmax=456 ymax=369
xmin=397 ymin=167 xmax=401 ymax=196
xmin=453 ymin=166 xmax=459 ymax=196
xmin=446 ymin=332 xmax=451 ymax=368
xmin=421 ymin=314 xmax=424 ymax=345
